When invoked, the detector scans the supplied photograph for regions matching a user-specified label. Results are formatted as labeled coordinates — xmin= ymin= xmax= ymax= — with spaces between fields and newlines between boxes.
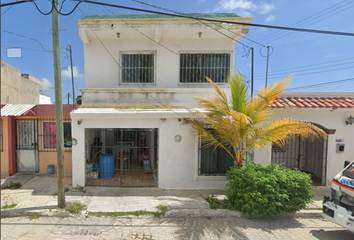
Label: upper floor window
xmin=121 ymin=52 xmax=155 ymax=84
xmin=180 ymin=52 xmax=230 ymax=83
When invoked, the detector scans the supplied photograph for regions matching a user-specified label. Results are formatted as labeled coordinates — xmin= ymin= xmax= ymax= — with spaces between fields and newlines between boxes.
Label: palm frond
xmin=229 ymin=73 xmax=248 ymax=114
xmin=247 ymin=118 xmax=326 ymax=151
xmin=248 ymin=75 xmax=292 ymax=125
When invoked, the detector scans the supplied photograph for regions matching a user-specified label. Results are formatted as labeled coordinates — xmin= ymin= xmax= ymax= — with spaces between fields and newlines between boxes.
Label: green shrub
xmin=206 ymin=195 xmax=219 ymax=209
xmin=2 ymin=181 xmax=22 ymax=190
xmin=225 ymin=162 xmax=315 ymax=217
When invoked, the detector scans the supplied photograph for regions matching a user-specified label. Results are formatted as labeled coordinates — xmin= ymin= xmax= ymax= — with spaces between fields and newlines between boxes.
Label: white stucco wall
xmin=253 ymin=108 xmax=354 ymax=186
xmin=71 ymin=109 xmax=228 ymax=189
xmin=83 ymin=38 xmax=235 ymax=89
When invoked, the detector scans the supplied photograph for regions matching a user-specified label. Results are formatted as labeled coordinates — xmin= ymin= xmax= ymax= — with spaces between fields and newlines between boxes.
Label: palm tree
xmin=185 ymin=73 xmax=326 ymax=167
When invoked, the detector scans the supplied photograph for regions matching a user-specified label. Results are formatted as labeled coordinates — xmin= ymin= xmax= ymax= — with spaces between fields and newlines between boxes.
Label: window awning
xmin=1 ymin=104 xmax=35 ymax=116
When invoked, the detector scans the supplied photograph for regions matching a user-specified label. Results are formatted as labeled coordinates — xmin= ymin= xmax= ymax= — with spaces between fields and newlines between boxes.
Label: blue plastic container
xmin=99 ymin=154 xmax=114 ymax=179
xmin=47 ymin=164 xmax=54 ymax=175
xmin=93 ymin=163 xmax=100 ymax=171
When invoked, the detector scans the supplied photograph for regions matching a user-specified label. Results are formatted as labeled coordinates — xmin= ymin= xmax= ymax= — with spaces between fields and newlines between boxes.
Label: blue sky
xmin=1 ymin=0 xmax=353 ymax=103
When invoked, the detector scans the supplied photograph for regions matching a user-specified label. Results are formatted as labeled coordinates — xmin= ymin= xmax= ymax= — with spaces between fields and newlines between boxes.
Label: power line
xmin=127 ymin=0 xmax=266 ymax=49
xmin=75 ymin=0 xmax=354 ymax=37
xmin=247 ymin=58 xmax=354 ymax=79
xmin=285 ymin=78 xmax=354 ymax=91
xmin=1 ymin=44 xmax=67 ymax=54
xmin=254 ymin=65 xmax=354 ymax=82
xmin=0 ymin=0 xmax=33 ymax=7
xmin=1 ymin=0 xmax=17 ymax=16
xmin=256 ymin=0 xmax=354 ymax=43
xmin=2 ymin=29 xmax=67 ymax=51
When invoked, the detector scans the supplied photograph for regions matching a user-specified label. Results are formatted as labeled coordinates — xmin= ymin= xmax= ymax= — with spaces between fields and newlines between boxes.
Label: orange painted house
xmin=1 ymin=104 xmax=74 ymax=175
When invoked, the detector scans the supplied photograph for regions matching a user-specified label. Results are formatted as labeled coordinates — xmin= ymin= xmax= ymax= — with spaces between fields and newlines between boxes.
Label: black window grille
xmin=199 ymin=143 xmax=234 ymax=175
xmin=180 ymin=53 xmax=230 ymax=83
xmin=121 ymin=53 xmax=154 ymax=83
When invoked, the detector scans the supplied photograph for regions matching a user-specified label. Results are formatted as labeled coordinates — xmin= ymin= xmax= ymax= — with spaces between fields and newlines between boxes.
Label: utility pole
xmin=251 ymin=47 xmax=254 ymax=99
xmin=67 ymin=44 xmax=75 ymax=110
xmin=52 ymin=0 xmax=65 ymax=208
xmin=265 ymin=45 xmax=270 ymax=88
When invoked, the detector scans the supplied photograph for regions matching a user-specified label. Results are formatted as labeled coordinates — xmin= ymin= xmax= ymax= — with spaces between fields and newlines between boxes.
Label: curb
xmin=1 ymin=208 xmax=323 ymax=219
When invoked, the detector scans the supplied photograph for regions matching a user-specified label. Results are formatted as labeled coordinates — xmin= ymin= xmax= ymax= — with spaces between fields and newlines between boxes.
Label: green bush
xmin=225 ymin=162 xmax=315 ymax=217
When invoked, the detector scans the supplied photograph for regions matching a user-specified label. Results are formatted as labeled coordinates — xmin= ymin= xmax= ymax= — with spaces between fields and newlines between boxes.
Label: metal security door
xmin=16 ymin=120 xmax=38 ymax=172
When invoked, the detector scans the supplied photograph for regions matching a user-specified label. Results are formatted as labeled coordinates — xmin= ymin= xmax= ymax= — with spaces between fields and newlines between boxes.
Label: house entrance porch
xmin=85 ymin=128 xmax=158 ymax=187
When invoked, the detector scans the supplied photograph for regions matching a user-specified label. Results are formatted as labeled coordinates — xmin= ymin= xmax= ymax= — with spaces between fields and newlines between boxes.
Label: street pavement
xmin=1 ymin=173 xmax=353 ymax=239
xmin=2 ymin=215 xmax=354 ymax=239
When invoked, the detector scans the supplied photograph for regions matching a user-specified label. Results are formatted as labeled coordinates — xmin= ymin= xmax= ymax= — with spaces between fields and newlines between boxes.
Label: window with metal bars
xmin=42 ymin=121 xmax=72 ymax=150
xmin=180 ymin=52 xmax=230 ymax=83
xmin=121 ymin=52 xmax=155 ymax=84
xmin=199 ymin=143 xmax=234 ymax=175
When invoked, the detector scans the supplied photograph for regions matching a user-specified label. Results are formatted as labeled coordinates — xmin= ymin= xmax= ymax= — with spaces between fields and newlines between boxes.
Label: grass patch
xmin=2 ymin=204 xmax=17 ymax=209
xmin=89 ymin=205 xmax=169 ymax=218
xmin=74 ymin=185 xmax=86 ymax=193
xmin=206 ymin=195 xmax=226 ymax=210
xmin=1 ymin=181 xmax=22 ymax=190
xmin=66 ymin=201 xmax=86 ymax=214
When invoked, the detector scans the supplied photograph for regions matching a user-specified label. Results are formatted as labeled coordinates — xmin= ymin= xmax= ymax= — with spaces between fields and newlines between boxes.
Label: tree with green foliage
xmin=185 ymin=73 xmax=326 ymax=167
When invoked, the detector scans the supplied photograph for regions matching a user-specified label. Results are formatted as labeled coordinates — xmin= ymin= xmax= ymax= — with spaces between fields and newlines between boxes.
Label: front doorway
xmin=271 ymin=134 xmax=328 ymax=185
xmin=16 ymin=120 xmax=39 ymax=172
xmin=85 ymin=128 xmax=158 ymax=187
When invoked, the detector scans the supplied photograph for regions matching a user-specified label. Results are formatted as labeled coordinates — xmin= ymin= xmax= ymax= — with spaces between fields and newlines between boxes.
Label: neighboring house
xmin=40 ymin=94 xmax=52 ymax=104
xmin=1 ymin=61 xmax=43 ymax=104
xmin=71 ymin=13 xmax=252 ymax=188
xmin=1 ymin=104 xmax=73 ymax=176
xmin=258 ymin=92 xmax=354 ymax=186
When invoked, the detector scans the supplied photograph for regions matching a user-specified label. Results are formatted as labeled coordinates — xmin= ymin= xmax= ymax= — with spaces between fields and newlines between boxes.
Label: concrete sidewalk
xmin=0 ymin=173 xmax=326 ymax=218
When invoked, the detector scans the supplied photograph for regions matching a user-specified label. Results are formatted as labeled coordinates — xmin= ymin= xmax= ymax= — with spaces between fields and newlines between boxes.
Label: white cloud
xmin=259 ymin=3 xmax=275 ymax=14
xmin=265 ymin=15 xmax=276 ymax=23
xmin=61 ymin=66 xmax=83 ymax=79
xmin=215 ymin=0 xmax=275 ymax=16
xmin=40 ymin=78 xmax=52 ymax=91
xmin=217 ymin=0 xmax=256 ymax=12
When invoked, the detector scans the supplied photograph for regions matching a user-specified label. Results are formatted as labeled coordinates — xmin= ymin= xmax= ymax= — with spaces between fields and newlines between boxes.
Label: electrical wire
xmin=1 ymin=44 xmax=67 ymax=54
xmin=0 ymin=0 xmax=33 ymax=8
xmin=1 ymin=29 xmax=67 ymax=51
xmin=74 ymin=0 xmax=354 ymax=37
xmin=127 ymin=0 xmax=266 ymax=51
xmin=253 ymin=65 xmax=354 ymax=82
xmin=51 ymin=0 xmax=82 ymax=16
xmin=256 ymin=0 xmax=354 ymax=43
xmin=32 ymin=0 xmax=53 ymax=15
xmin=1 ymin=0 xmax=16 ymax=16
xmin=285 ymin=78 xmax=354 ymax=91
xmin=248 ymin=59 xmax=354 ymax=80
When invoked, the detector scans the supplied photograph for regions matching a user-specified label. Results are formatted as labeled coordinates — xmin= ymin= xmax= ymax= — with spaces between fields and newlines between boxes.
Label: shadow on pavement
xmin=310 ymin=229 xmax=354 ymax=239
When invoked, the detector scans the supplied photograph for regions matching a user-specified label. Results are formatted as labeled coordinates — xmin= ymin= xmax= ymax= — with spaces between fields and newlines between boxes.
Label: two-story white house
xmin=71 ymin=13 xmax=252 ymax=188
xmin=71 ymin=13 xmax=354 ymax=189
